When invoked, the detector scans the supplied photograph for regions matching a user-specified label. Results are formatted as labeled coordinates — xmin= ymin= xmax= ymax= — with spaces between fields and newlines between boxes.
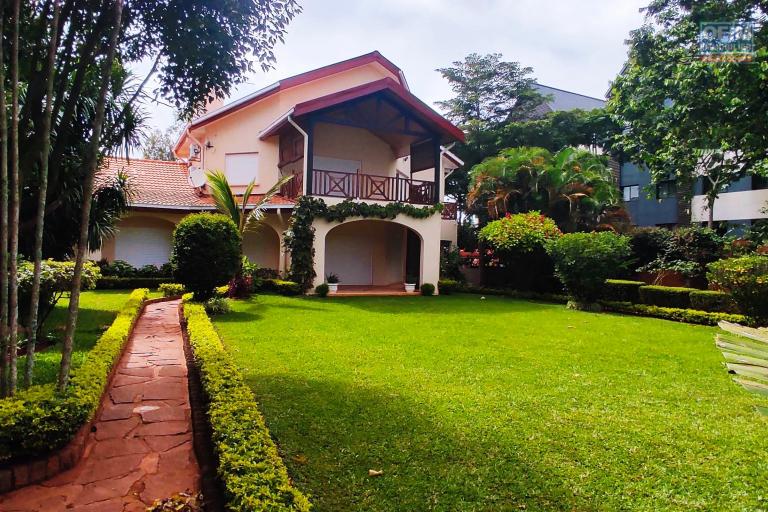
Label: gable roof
xmin=99 ymin=157 xmax=294 ymax=210
xmin=259 ymin=78 xmax=465 ymax=143
xmin=187 ymin=51 xmax=407 ymax=131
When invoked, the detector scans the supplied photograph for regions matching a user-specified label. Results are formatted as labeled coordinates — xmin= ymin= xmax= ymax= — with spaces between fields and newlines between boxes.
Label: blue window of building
xmin=622 ymin=185 xmax=640 ymax=202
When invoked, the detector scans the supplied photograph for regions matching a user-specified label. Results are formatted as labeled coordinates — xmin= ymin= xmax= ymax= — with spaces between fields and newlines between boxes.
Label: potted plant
xmin=404 ymin=274 xmax=417 ymax=293
xmin=326 ymin=273 xmax=340 ymax=293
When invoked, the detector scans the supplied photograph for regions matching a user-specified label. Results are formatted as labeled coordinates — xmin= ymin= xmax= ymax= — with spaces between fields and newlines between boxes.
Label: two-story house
xmin=97 ymin=52 xmax=465 ymax=292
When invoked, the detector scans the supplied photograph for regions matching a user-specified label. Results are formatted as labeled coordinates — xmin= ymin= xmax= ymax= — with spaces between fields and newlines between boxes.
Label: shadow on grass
xmin=247 ymin=374 xmax=588 ymax=512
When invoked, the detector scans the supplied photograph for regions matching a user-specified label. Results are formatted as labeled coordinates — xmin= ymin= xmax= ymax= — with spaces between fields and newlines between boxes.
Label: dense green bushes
xmin=159 ymin=283 xmax=185 ymax=297
xmin=97 ymin=259 xmax=173 ymax=278
xmin=96 ymin=276 xmax=173 ymax=289
xmin=631 ymin=226 xmax=723 ymax=284
xmin=689 ymin=290 xmax=738 ymax=314
xmin=0 ymin=289 xmax=148 ymax=463
xmin=437 ymin=279 xmax=459 ymax=295
xmin=263 ymin=279 xmax=302 ymax=296
xmin=601 ymin=301 xmax=748 ymax=326
xmin=546 ymin=232 xmax=631 ymax=306
xmin=182 ymin=302 xmax=311 ymax=511
xmin=420 ymin=283 xmax=435 ymax=296
xmin=172 ymin=213 xmax=241 ymax=300
xmin=638 ymin=285 xmax=692 ymax=309
xmin=314 ymin=283 xmax=329 ymax=297
xmin=603 ymin=280 xmax=644 ymax=303
xmin=708 ymin=255 xmax=768 ymax=322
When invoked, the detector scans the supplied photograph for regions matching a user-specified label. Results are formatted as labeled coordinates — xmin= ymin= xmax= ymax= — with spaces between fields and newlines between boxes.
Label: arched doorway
xmin=243 ymin=226 xmax=281 ymax=271
xmin=323 ymin=220 xmax=421 ymax=288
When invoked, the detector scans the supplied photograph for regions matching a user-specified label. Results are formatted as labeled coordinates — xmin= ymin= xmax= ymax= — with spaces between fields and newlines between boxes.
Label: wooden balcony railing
xmin=442 ymin=202 xmax=458 ymax=220
xmin=310 ymin=169 xmax=435 ymax=205
xmin=280 ymin=172 xmax=303 ymax=199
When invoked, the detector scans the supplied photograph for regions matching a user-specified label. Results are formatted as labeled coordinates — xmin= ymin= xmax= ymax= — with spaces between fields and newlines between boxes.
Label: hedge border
xmin=601 ymin=301 xmax=749 ymax=326
xmin=182 ymin=298 xmax=311 ymax=511
xmin=96 ymin=276 xmax=173 ymax=289
xmin=0 ymin=288 xmax=149 ymax=467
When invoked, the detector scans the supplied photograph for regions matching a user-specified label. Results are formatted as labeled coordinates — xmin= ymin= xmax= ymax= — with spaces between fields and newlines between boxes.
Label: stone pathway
xmin=0 ymin=299 xmax=201 ymax=511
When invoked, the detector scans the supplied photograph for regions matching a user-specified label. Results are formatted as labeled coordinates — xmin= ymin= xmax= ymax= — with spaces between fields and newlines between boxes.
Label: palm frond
xmin=242 ymin=174 xmax=294 ymax=232
xmin=206 ymin=170 xmax=241 ymax=228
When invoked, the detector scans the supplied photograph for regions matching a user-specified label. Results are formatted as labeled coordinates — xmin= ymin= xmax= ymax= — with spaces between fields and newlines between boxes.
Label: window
xmin=225 ymin=152 xmax=259 ymax=185
xmin=656 ymin=180 xmax=677 ymax=200
xmin=622 ymin=185 xmax=640 ymax=202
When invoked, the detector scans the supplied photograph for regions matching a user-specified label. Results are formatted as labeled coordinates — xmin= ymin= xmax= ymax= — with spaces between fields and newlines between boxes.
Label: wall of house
xmin=323 ymin=221 xmax=405 ymax=285
xmin=313 ymin=123 xmax=398 ymax=176
xmin=620 ymin=162 xmax=678 ymax=226
xmin=311 ymin=204 xmax=442 ymax=292
xmin=180 ymin=62 xmax=400 ymax=194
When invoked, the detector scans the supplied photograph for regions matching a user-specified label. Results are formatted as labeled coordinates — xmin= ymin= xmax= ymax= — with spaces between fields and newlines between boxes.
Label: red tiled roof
xmin=99 ymin=157 xmax=295 ymax=210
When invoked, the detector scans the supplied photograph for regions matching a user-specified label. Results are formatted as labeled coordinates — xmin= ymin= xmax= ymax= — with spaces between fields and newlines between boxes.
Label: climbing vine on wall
xmin=284 ymin=196 xmax=443 ymax=291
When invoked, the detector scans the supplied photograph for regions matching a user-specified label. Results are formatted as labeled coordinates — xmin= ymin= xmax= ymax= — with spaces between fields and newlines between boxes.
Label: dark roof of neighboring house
xmin=99 ymin=157 xmax=294 ymax=210
xmin=533 ymin=83 xmax=606 ymax=116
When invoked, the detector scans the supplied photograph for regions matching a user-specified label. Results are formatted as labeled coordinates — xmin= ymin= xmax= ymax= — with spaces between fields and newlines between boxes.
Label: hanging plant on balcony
xmin=284 ymin=197 xmax=444 ymax=291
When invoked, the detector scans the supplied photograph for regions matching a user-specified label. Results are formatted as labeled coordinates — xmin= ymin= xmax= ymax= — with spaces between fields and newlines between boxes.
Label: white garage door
xmin=115 ymin=225 xmax=172 ymax=267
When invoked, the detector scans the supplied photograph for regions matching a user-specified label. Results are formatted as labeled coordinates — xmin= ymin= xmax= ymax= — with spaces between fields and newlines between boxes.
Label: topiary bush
xmin=638 ymin=285 xmax=692 ymax=309
xmin=689 ymin=290 xmax=738 ymax=314
xmin=546 ymin=231 xmax=631 ymax=307
xmin=438 ymin=279 xmax=459 ymax=295
xmin=420 ymin=283 xmax=435 ymax=296
xmin=159 ymin=283 xmax=185 ymax=297
xmin=315 ymin=283 xmax=329 ymax=297
xmin=708 ymin=255 xmax=768 ymax=323
xmin=172 ymin=213 xmax=241 ymax=300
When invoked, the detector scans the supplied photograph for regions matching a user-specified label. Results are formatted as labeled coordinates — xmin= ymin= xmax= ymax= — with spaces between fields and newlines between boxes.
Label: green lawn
xmin=18 ymin=290 xmax=138 ymax=387
xmin=214 ymin=294 xmax=768 ymax=511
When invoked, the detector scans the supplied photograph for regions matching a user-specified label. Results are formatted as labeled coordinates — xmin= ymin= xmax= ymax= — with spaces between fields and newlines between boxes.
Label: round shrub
xmin=315 ymin=283 xmax=329 ymax=297
xmin=172 ymin=213 xmax=241 ymax=300
xmin=546 ymin=231 xmax=632 ymax=306
xmin=421 ymin=283 xmax=435 ymax=296
xmin=479 ymin=212 xmax=561 ymax=253
xmin=708 ymin=255 xmax=768 ymax=323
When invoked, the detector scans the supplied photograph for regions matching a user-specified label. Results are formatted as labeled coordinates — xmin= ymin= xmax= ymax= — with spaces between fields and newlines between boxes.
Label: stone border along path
xmin=0 ymin=299 xmax=201 ymax=511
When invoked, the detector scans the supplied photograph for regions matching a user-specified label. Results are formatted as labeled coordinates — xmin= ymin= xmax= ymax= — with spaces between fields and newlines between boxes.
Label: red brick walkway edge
xmin=0 ymin=297 xmax=168 ymax=494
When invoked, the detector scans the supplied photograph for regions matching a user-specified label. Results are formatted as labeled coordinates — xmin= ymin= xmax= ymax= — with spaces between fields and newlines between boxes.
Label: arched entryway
xmin=323 ymin=220 xmax=421 ymax=289
xmin=243 ymin=226 xmax=281 ymax=271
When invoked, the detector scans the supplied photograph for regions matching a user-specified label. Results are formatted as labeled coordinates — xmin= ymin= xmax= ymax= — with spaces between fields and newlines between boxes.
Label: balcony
xmin=281 ymin=169 xmax=437 ymax=205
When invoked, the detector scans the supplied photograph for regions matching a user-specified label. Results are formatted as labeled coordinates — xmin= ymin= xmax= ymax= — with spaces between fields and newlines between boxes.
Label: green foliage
xmin=172 ymin=213 xmax=241 ymax=300
xmin=142 ymin=125 xmax=180 ymax=161
xmin=159 ymin=283 xmax=185 ymax=298
xmin=708 ymin=256 xmax=768 ymax=323
xmin=629 ymin=228 xmax=674 ymax=269
xmin=608 ymin=1 xmax=768 ymax=226
xmin=182 ymin=302 xmax=311 ymax=511
xmin=639 ymin=285 xmax=692 ymax=309
xmin=96 ymin=276 xmax=174 ymax=289
xmin=315 ymin=283 xmax=329 ymax=297
xmin=546 ymin=232 xmax=631 ymax=303
xmin=601 ymin=301 xmax=748 ymax=327
xmin=0 ymin=289 xmax=148 ymax=463
xmin=690 ymin=290 xmax=739 ymax=314
xmin=603 ymin=279 xmax=645 ymax=303
xmin=479 ymin=212 xmax=561 ymax=253
xmin=147 ymin=492 xmax=203 ymax=512
xmin=204 ymin=297 xmax=231 ymax=316
xmin=97 ymin=260 xmax=173 ymax=278
xmin=215 ymin=285 xmax=231 ymax=298
xmin=437 ymin=279 xmax=459 ymax=295
xmin=469 ymin=146 xmax=624 ymax=232
xmin=325 ymin=273 xmax=340 ymax=284
xmin=420 ymin=283 xmax=435 ymax=296
xmin=439 ymin=249 xmax=465 ymax=283
xmin=266 ymin=279 xmax=302 ymax=296
xmin=285 ymin=196 xmax=443 ymax=291
xmin=633 ymin=227 xmax=723 ymax=281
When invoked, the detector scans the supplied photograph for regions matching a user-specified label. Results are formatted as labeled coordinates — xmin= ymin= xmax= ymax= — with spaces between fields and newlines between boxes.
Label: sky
xmin=137 ymin=0 xmax=649 ymax=134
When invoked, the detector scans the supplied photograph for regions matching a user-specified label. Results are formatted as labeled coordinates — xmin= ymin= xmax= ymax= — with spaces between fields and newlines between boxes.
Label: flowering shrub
xmin=478 ymin=212 xmax=561 ymax=253
xmin=708 ymin=255 xmax=768 ymax=323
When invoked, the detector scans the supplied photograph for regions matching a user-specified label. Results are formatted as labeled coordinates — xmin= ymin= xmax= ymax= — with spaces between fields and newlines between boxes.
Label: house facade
xmin=98 ymin=52 xmax=464 ymax=292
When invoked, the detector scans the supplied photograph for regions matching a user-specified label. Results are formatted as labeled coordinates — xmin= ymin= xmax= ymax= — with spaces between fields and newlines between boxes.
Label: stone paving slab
xmin=0 ymin=300 xmax=201 ymax=511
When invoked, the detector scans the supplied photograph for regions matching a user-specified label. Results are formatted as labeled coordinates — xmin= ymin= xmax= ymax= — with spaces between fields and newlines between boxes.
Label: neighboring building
xmin=97 ymin=52 xmax=464 ymax=291
xmin=690 ymin=175 xmax=768 ymax=228
xmin=618 ymin=162 xmax=680 ymax=227
xmin=532 ymin=84 xmax=606 ymax=116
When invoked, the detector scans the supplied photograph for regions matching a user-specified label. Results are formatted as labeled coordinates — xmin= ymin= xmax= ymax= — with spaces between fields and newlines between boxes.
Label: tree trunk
xmin=7 ymin=0 xmax=21 ymax=396
xmin=58 ymin=0 xmax=123 ymax=392
xmin=707 ymin=194 xmax=715 ymax=229
xmin=0 ymin=0 xmax=8 ymax=397
xmin=25 ymin=1 xmax=62 ymax=387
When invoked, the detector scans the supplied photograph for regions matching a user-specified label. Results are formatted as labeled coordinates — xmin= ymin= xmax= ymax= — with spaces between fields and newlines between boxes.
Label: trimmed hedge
xmin=0 ymin=288 xmax=149 ymax=463
xmin=182 ymin=301 xmax=311 ymax=511
xmin=159 ymin=283 xmax=185 ymax=297
xmin=97 ymin=276 xmax=172 ymax=289
xmin=437 ymin=279 xmax=459 ymax=295
xmin=603 ymin=280 xmax=645 ymax=303
xmin=460 ymin=285 xmax=568 ymax=304
xmin=601 ymin=301 xmax=748 ymax=326
xmin=638 ymin=285 xmax=692 ymax=309
xmin=689 ymin=290 xmax=739 ymax=314
xmin=264 ymin=279 xmax=302 ymax=296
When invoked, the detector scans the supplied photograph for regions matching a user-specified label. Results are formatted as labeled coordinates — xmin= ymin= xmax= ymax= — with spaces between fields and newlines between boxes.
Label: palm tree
xmin=206 ymin=170 xmax=293 ymax=293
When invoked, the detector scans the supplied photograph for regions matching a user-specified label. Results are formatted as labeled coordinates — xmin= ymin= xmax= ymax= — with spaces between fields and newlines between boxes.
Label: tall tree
xmin=0 ymin=0 xmax=7 ymax=396
xmin=608 ymin=0 xmax=768 ymax=228
xmin=7 ymin=0 xmax=20 ymax=395
xmin=436 ymin=53 xmax=545 ymax=217
xmin=142 ymin=124 xmax=181 ymax=161
xmin=25 ymin=0 xmax=62 ymax=387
